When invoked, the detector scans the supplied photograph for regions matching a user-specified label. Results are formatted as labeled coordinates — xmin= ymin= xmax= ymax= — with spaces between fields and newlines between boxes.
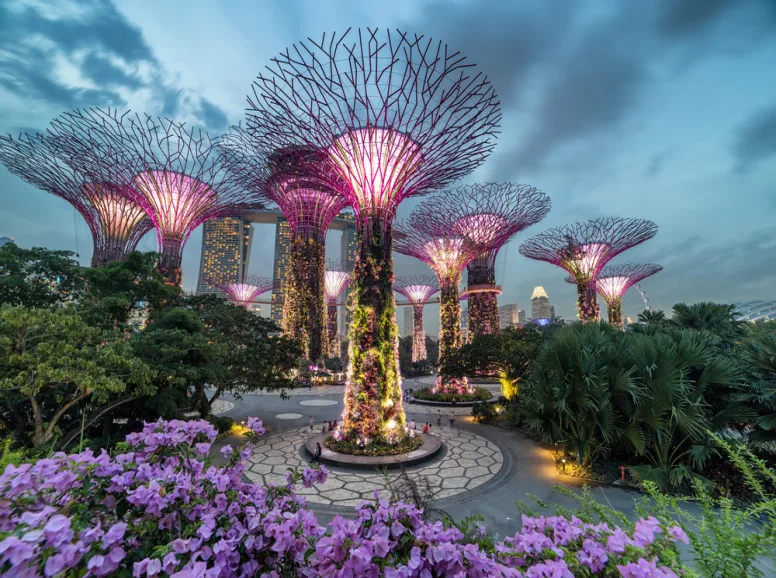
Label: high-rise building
xmin=624 ymin=316 xmax=633 ymax=330
xmin=0 ymin=236 xmax=13 ymax=247
xmin=498 ymin=303 xmax=518 ymax=328
xmin=531 ymin=286 xmax=552 ymax=320
xmin=271 ymin=217 xmax=291 ymax=324
xmin=460 ymin=307 xmax=468 ymax=342
xmin=196 ymin=218 xmax=253 ymax=295
xmin=518 ymin=309 xmax=526 ymax=324
xmin=403 ymin=307 xmax=413 ymax=338
xmin=549 ymin=305 xmax=556 ymax=320
xmin=339 ymin=215 xmax=357 ymax=336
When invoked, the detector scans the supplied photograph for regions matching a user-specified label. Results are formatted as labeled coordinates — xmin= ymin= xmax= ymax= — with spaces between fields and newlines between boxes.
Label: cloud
xmin=199 ymin=98 xmax=229 ymax=133
xmin=731 ymin=104 xmax=776 ymax=172
xmin=657 ymin=0 xmax=734 ymax=35
xmin=644 ymin=150 xmax=672 ymax=178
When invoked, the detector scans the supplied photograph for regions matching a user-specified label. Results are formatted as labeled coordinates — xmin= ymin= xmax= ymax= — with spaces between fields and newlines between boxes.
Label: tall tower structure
xmin=498 ymin=304 xmax=518 ymax=328
xmin=196 ymin=217 xmax=253 ymax=294
xmin=531 ymin=286 xmax=552 ymax=320
xmin=271 ymin=217 xmax=291 ymax=324
xmin=518 ymin=309 xmax=526 ymax=324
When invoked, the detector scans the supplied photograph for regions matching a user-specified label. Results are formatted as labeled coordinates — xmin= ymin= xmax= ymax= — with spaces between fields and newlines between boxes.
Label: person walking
xmin=448 ymin=412 xmax=455 ymax=429
xmin=436 ymin=413 xmax=441 ymax=427
xmin=309 ymin=415 xmax=314 ymax=434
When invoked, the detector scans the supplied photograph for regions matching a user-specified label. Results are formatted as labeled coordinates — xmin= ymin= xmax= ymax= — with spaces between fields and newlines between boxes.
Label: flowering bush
xmin=0 ymin=418 xmax=689 ymax=577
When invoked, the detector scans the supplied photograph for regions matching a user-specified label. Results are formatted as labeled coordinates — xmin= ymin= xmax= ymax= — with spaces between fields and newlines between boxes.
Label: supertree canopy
xmin=211 ymin=275 xmax=274 ymax=310
xmin=393 ymin=275 xmax=439 ymax=363
xmin=565 ymin=263 xmax=662 ymax=329
xmin=219 ymin=126 xmax=347 ymax=361
xmin=421 ymin=183 xmax=551 ymax=339
xmin=520 ymin=218 xmax=658 ymax=322
xmin=324 ymin=260 xmax=352 ymax=359
xmin=46 ymin=108 xmax=260 ymax=285
xmin=394 ymin=219 xmax=481 ymax=370
xmin=0 ymin=132 xmax=152 ymax=267
xmin=246 ymin=28 xmax=500 ymax=442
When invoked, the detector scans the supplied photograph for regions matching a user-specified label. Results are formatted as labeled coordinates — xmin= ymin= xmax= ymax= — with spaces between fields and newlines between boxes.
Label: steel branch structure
xmin=211 ymin=275 xmax=274 ymax=309
xmin=420 ymin=183 xmax=550 ymax=339
xmin=0 ymin=132 xmax=152 ymax=266
xmin=246 ymin=28 xmax=501 ymax=442
xmin=324 ymin=259 xmax=352 ymax=358
xmin=47 ymin=108 xmax=261 ymax=285
xmin=220 ymin=126 xmax=347 ymax=361
xmin=394 ymin=218 xmax=481 ymax=372
xmin=565 ymin=263 xmax=662 ymax=329
xmin=394 ymin=275 xmax=440 ymax=362
xmin=520 ymin=218 xmax=658 ymax=322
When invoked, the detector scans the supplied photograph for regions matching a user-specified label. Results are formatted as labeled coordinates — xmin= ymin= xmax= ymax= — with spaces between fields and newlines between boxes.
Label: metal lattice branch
xmin=246 ymin=28 xmax=501 ymax=226
xmin=519 ymin=218 xmax=658 ymax=282
xmin=393 ymin=275 xmax=440 ymax=305
xmin=210 ymin=275 xmax=275 ymax=308
xmin=46 ymin=108 xmax=264 ymax=282
xmin=220 ymin=126 xmax=347 ymax=239
xmin=0 ymin=132 xmax=153 ymax=266
xmin=325 ymin=259 xmax=352 ymax=302
xmin=565 ymin=263 xmax=663 ymax=302
xmin=393 ymin=221 xmax=480 ymax=284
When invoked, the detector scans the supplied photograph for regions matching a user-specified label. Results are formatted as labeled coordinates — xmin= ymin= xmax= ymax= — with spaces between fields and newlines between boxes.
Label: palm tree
xmin=738 ymin=333 xmax=776 ymax=447
xmin=637 ymin=309 xmax=667 ymax=327
xmin=671 ymin=302 xmax=745 ymax=347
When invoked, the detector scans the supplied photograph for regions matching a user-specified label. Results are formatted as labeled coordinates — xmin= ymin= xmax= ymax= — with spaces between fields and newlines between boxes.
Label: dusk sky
xmin=1 ymin=0 xmax=775 ymax=329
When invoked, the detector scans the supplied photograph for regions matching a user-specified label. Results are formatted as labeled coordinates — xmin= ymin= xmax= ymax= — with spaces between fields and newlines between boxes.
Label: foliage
xmin=440 ymin=326 xmax=543 ymax=399
xmin=206 ymin=414 xmax=236 ymax=435
xmin=385 ymin=470 xmax=446 ymax=522
xmin=324 ymin=433 xmax=423 ymax=456
xmin=438 ymin=280 xmax=462 ymax=362
xmin=0 ymin=418 xmax=691 ymax=577
xmin=398 ymin=335 xmax=437 ymax=377
xmin=0 ymin=244 xmax=84 ymax=309
xmin=80 ymin=251 xmax=179 ymax=330
xmin=322 ymin=355 xmax=343 ymax=372
xmin=413 ymin=386 xmax=492 ymax=403
xmin=0 ymin=306 xmax=154 ymax=448
xmin=471 ymin=401 xmax=496 ymax=422
xmin=670 ymin=301 xmax=745 ymax=347
xmin=737 ymin=332 xmax=776 ymax=446
xmin=0 ymin=437 xmax=26 ymax=471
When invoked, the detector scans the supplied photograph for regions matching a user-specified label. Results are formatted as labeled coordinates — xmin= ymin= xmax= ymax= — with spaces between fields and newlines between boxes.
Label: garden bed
xmin=306 ymin=432 xmax=442 ymax=470
xmin=324 ymin=434 xmax=423 ymax=456
xmin=411 ymin=386 xmax=493 ymax=406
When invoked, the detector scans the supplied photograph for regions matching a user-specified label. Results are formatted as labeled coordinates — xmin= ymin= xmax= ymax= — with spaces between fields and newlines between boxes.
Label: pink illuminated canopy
xmin=214 ymin=276 xmax=274 ymax=309
xmin=596 ymin=276 xmax=630 ymax=301
xmin=400 ymin=284 xmax=439 ymax=305
xmin=329 ymin=127 xmax=422 ymax=221
xmin=82 ymin=183 xmax=149 ymax=243
xmin=423 ymin=237 xmax=469 ymax=281
xmin=325 ymin=270 xmax=351 ymax=302
xmin=568 ymin=243 xmax=610 ymax=280
xmin=453 ymin=213 xmax=508 ymax=246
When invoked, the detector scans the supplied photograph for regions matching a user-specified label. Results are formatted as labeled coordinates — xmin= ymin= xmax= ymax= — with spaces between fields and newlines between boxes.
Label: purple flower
xmin=246 ymin=417 xmax=265 ymax=435
xmin=618 ymin=557 xmax=679 ymax=578
xmin=220 ymin=445 xmax=234 ymax=458
xmin=668 ymin=525 xmax=689 ymax=545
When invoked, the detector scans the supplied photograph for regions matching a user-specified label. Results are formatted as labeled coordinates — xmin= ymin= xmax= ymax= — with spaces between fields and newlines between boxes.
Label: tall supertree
xmin=246 ymin=29 xmax=500 ymax=441
xmin=219 ymin=127 xmax=347 ymax=361
xmin=46 ymin=109 xmax=260 ymax=285
xmin=211 ymin=275 xmax=274 ymax=310
xmin=565 ymin=263 xmax=662 ymax=329
xmin=420 ymin=183 xmax=550 ymax=339
xmin=324 ymin=260 xmax=352 ymax=359
xmin=520 ymin=218 xmax=658 ymax=322
xmin=394 ymin=220 xmax=481 ymax=369
xmin=393 ymin=276 xmax=439 ymax=363
xmin=0 ymin=132 xmax=153 ymax=266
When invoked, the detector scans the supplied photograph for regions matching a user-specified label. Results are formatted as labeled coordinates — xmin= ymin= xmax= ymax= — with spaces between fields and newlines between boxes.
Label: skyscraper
xmin=403 ymin=306 xmax=413 ymax=339
xmin=518 ymin=309 xmax=526 ymax=324
xmin=196 ymin=218 xmax=253 ymax=295
xmin=498 ymin=303 xmax=518 ymax=328
xmin=271 ymin=217 xmax=291 ymax=325
xmin=0 ymin=236 xmax=13 ymax=247
xmin=550 ymin=305 xmax=556 ymax=320
xmin=531 ymin=286 xmax=552 ymax=320
xmin=340 ymin=214 xmax=357 ymax=336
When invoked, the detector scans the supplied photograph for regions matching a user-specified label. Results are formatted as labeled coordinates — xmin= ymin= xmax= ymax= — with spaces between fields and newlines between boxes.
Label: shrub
xmin=206 ymin=414 xmax=235 ymax=435
xmin=412 ymin=386 xmax=492 ymax=403
xmin=471 ymin=402 xmax=496 ymax=422
xmin=324 ymin=433 xmax=423 ymax=456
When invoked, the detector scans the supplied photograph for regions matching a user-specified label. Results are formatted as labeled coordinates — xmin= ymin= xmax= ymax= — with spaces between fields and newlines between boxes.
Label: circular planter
xmin=409 ymin=395 xmax=498 ymax=408
xmin=303 ymin=432 xmax=443 ymax=470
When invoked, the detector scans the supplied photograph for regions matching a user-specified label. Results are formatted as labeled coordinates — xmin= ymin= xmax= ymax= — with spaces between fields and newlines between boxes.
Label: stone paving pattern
xmin=245 ymin=426 xmax=504 ymax=507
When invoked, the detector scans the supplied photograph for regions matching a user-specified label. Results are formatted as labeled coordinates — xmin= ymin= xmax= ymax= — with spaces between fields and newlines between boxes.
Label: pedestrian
xmin=327 ymin=421 xmax=332 ymax=432
xmin=436 ymin=413 xmax=441 ymax=427
xmin=310 ymin=442 xmax=322 ymax=462
xmin=309 ymin=415 xmax=314 ymax=434
xmin=332 ymin=419 xmax=337 ymax=430
xmin=321 ymin=424 xmax=326 ymax=433
xmin=423 ymin=422 xmax=429 ymax=434
xmin=409 ymin=419 xmax=416 ymax=430
xmin=448 ymin=412 xmax=455 ymax=428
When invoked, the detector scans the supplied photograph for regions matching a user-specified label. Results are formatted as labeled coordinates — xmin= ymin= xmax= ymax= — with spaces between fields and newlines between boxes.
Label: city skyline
xmin=1 ymin=1 xmax=774 ymax=325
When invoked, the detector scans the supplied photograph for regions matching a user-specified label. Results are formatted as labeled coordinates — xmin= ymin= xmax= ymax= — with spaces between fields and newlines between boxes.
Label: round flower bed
xmin=324 ymin=433 xmax=424 ymax=456
xmin=412 ymin=386 xmax=493 ymax=403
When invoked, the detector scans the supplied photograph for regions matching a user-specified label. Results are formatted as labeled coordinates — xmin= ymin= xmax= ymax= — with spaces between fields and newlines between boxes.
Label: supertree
xmin=219 ymin=126 xmax=347 ymax=361
xmin=46 ymin=109 xmax=260 ymax=285
xmin=246 ymin=29 xmax=500 ymax=442
xmin=324 ymin=259 xmax=352 ymax=359
xmin=211 ymin=275 xmax=275 ymax=310
xmin=394 ymin=218 xmax=481 ymax=379
xmin=393 ymin=276 xmax=439 ymax=363
xmin=0 ymin=132 xmax=153 ymax=266
xmin=520 ymin=218 xmax=658 ymax=322
xmin=420 ymin=183 xmax=551 ymax=339
xmin=564 ymin=263 xmax=662 ymax=329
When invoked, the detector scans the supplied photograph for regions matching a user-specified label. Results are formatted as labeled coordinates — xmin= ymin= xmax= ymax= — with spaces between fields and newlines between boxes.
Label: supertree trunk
xmin=467 ymin=260 xmax=499 ymax=339
xmin=605 ymin=296 xmax=624 ymax=330
xmin=327 ymin=303 xmax=339 ymax=358
xmin=412 ymin=304 xmax=427 ymax=362
xmin=282 ymin=233 xmax=328 ymax=361
xmin=341 ymin=218 xmax=405 ymax=441
xmin=158 ymin=239 xmax=184 ymax=286
xmin=439 ymin=277 xmax=463 ymax=363
xmin=576 ymin=279 xmax=600 ymax=322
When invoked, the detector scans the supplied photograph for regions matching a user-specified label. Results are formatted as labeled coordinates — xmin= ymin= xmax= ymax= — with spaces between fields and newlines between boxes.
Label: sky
xmin=1 ymin=0 xmax=775 ymax=330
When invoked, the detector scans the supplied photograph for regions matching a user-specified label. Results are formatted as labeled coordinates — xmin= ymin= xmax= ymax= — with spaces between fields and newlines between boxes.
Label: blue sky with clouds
xmin=1 ymin=0 xmax=775 ymax=329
